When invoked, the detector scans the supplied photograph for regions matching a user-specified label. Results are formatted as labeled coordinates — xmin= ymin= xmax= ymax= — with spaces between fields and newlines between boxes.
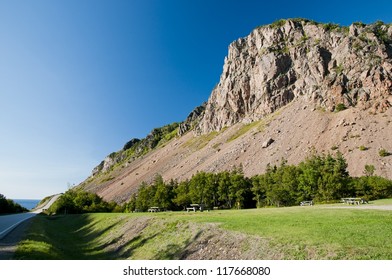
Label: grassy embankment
xmin=14 ymin=200 xmax=392 ymax=260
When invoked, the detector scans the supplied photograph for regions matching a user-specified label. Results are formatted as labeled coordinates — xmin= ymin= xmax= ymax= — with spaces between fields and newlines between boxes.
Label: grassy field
xmin=14 ymin=200 xmax=392 ymax=260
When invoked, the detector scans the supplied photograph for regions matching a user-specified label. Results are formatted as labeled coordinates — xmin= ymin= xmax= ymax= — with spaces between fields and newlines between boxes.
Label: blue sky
xmin=1 ymin=0 xmax=391 ymax=199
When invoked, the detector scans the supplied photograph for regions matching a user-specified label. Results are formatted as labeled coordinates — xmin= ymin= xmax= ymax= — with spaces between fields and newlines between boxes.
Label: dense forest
xmin=49 ymin=153 xmax=392 ymax=214
xmin=0 ymin=194 xmax=28 ymax=214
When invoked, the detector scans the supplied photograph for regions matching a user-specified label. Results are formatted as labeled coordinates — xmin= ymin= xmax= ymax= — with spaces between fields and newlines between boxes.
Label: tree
xmin=207 ymin=173 xmax=220 ymax=206
xmin=251 ymin=175 xmax=268 ymax=207
xmin=188 ymin=171 xmax=208 ymax=204
xmin=217 ymin=171 xmax=232 ymax=208
xmin=298 ymin=155 xmax=323 ymax=201
xmin=135 ymin=182 xmax=154 ymax=211
xmin=173 ymin=180 xmax=191 ymax=210
xmin=153 ymin=174 xmax=175 ymax=209
xmin=125 ymin=193 xmax=137 ymax=212
xmin=228 ymin=170 xmax=254 ymax=209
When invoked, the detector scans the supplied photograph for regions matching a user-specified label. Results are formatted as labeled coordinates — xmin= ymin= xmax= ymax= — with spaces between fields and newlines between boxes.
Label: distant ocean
xmin=13 ymin=199 xmax=41 ymax=210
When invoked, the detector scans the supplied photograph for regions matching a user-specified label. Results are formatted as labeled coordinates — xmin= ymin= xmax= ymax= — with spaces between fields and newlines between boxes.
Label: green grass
xmin=227 ymin=120 xmax=264 ymax=142
xmin=182 ymin=131 xmax=219 ymax=150
xmin=372 ymin=198 xmax=392 ymax=205
xmin=174 ymin=206 xmax=392 ymax=259
xmin=15 ymin=199 xmax=392 ymax=260
xmin=15 ymin=214 xmax=199 ymax=260
xmin=15 ymin=214 xmax=121 ymax=259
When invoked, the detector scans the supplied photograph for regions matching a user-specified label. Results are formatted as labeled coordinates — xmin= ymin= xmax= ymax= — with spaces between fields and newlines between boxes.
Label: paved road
xmin=37 ymin=193 xmax=62 ymax=212
xmin=0 ymin=193 xmax=61 ymax=240
xmin=0 ymin=212 xmax=38 ymax=240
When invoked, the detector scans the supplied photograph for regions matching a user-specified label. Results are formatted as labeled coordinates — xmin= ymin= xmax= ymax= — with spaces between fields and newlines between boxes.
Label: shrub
xmin=270 ymin=19 xmax=286 ymax=28
xmin=359 ymin=145 xmax=368 ymax=151
xmin=373 ymin=21 xmax=391 ymax=43
xmin=364 ymin=164 xmax=375 ymax=176
xmin=334 ymin=64 xmax=344 ymax=75
xmin=335 ymin=103 xmax=347 ymax=112
xmin=379 ymin=148 xmax=390 ymax=157
xmin=322 ymin=23 xmax=341 ymax=32
xmin=353 ymin=22 xmax=366 ymax=28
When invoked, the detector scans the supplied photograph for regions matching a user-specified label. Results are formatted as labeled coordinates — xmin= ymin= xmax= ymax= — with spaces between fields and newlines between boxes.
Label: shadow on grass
xmin=14 ymin=214 xmax=123 ymax=259
xmin=14 ymin=213 xmax=213 ymax=260
xmin=148 ymin=229 xmax=206 ymax=260
xmin=14 ymin=214 xmax=174 ymax=260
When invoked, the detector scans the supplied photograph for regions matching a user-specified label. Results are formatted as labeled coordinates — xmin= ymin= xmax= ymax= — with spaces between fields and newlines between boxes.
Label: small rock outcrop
xmin=91 ymin=123 xmax=179 ymax=177
xmin=178 ymin=103 xmax=206 ymax=135
xmin=197 ymin=19 xmax=392 ymax=133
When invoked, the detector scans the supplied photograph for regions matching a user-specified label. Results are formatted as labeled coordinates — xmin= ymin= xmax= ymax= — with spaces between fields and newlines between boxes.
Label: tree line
xmin=0 ymin=194 xmax=28 ymax=214
xmin=125 ymin=152 xmax=392 ymax=211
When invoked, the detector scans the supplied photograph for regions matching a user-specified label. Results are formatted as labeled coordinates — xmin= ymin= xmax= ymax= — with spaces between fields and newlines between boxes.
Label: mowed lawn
xmin=15 ymin=200 xmax=392 ymax=260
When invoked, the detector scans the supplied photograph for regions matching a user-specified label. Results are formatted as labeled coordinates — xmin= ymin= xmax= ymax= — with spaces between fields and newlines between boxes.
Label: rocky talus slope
xmin=78 ymin=19 xmax=392 ymax=203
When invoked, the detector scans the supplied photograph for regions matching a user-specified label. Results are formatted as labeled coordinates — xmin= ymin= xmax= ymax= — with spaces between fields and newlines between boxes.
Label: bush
xmin=270 ymin=19 xmax=286 ymax=28
xmin=335 ymin=103 xmax=347 ymax=112
xmin=322 ymin=23 xmax=341 ymax=31
xmin=359 ymin=145 xmax=368 ymax=151
xmin=364 ymin=164 xmax=375 ymax=176
xmin=379 ymin=148 xmax=390 ymax=157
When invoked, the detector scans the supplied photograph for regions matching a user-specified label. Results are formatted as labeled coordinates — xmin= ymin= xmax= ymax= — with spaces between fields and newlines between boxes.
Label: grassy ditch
xmin=14 ymin=200 xmax=392 ymax=260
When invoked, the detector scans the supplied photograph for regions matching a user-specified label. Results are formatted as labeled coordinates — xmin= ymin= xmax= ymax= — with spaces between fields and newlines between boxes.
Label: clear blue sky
xmin=1 ymin=0 xmax=391 ymax=199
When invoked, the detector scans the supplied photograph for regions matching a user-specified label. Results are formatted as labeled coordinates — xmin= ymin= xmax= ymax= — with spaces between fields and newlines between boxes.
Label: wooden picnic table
xmin=300 ymin=201 xmax=313 ymax=206
xmin=148 ymin=207 xmax=161 ymax=212
xmin=341 ymin=198 xmax=367 ymax=205
xmin=186 ymin=204 xmax=206 ymax=212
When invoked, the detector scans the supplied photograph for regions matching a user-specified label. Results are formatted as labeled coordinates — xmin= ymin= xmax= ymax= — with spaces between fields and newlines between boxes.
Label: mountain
xmin=77 ymin=19 xmax=392 ymax=203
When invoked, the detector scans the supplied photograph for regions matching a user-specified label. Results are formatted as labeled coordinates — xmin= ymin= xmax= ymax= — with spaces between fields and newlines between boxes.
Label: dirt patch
xmin=180 ymin=223 xmax=283 ymax=260
xmin=99 ymin=217 xmax=284 ymax=260
xmin=103 ymin=216 xmax=153 ymax=259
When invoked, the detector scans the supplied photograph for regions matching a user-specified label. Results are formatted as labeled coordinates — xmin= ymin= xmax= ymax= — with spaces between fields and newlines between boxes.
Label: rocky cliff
xmin=196 ymin=19 xmax=392 ymax=134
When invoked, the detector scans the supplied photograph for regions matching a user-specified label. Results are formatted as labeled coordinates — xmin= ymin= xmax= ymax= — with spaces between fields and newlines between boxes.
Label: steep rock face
xmin=197 ymin=20 xmax=392 ymax=133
